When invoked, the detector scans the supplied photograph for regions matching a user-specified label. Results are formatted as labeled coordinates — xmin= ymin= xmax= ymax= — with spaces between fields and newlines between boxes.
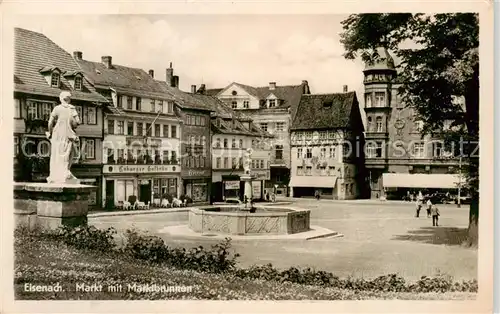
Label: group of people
xmin=264 ymin=191 xmax=276 ymax=202
xmin=414 ymin=191 xmax=441 ymax=226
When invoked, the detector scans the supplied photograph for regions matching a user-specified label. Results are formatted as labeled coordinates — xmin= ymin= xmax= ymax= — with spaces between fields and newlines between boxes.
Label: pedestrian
xmin=415 ymin=191 xmax=423 ymax=218
xmin=426 ymin=197 xmax=433 ymax=218
xmin=265 ymin=191 xmax=270 ymax=202
xmin=431 ymin=204 xmax=440 ymax=226
xmin=271 ymin=192 xmax=276 ymax=203
xmin=315 ymin=190 xmax=320 ymax=200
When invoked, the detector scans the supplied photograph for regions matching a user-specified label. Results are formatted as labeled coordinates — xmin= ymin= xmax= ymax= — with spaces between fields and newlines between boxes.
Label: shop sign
xmin=225 ymin=181 xmax=240 ymax=190
xmin=252 ymin=181 xmax=261 ymax=198
xmin=103 ymin=164 xmax=179 ymax=174
xmin=182 ymin=169 xmax=210 ymax=177
xmin=252 ymin=170 xmax=270 ymax=180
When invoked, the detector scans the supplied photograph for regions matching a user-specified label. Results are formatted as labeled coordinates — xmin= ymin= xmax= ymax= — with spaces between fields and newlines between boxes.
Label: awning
xmin=382 ymin=173 xmax=464 ymax=189
xmin=289 ymin=176 xmax=338 ymax=188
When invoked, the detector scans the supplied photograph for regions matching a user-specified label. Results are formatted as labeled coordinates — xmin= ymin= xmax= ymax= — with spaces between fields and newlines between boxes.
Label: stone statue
xmin=243 ymin=148 xmax=252 ymax=175
xmin=45 ymin=91 xmax=81 ymax=184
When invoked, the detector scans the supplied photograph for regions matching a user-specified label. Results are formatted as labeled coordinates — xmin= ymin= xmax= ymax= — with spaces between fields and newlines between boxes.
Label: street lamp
xmin=457 ymin=155 xmax=462 ymax=208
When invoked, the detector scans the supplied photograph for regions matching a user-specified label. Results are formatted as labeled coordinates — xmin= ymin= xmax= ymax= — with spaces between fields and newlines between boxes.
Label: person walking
xmin=431 ymin=204 xmax=440 ymax=226
xmin=315 ymin=190 xmax=320 ymax=200
xmin=415 ymin=191 xmax=423 ymax=218
xmin=426 ymin=197 xmax=433 ymax=218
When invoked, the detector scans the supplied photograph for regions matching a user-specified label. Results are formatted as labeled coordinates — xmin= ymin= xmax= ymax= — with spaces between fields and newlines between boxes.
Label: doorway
xmin=105 ymin=180 xmax=115 ymax=209
xmin=139 ymin=180 xmax=152 ymax=203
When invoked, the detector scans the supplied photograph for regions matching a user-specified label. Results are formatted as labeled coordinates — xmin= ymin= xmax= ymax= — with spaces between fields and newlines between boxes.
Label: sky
xmin=13 ymin=14 xmax=367 ymax=104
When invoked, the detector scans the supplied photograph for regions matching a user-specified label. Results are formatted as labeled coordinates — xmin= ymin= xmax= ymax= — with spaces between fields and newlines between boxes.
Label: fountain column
xmin=241 ymin=148 xmax=254 ymax=210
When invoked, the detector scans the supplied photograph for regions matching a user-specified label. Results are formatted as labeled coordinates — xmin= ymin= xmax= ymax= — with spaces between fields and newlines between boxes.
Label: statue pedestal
xmin=13 ymin=182 xmax=96 ymax=230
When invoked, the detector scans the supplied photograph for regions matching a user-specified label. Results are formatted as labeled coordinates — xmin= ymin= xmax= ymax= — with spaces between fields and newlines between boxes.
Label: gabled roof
xmin=290 ymin=92 xmax=359 ymax=131
xmin=75 ymin=59 xmax=174 ymax=102
xmin=205 ymin=88 xmax=223 ymax=96
xmin=14 ymin=28 xmax=108 ymax=103
xmin=218 ymin=81 xmax=307 ymax=120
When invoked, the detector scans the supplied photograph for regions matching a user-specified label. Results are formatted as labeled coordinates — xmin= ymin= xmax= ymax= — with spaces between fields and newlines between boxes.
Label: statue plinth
xmin=13 ymin=182 xmax=96 ymax=230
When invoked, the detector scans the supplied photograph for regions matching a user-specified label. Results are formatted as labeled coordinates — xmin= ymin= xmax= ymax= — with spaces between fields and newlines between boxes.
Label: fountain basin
xmin=188 ymin=206 xmax=310 ymax=235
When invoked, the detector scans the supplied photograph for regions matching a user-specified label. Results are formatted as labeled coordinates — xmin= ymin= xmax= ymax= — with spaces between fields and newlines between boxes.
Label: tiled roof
xmin=154 ymin=82 xmax=213 ymax=112
xmin=190 ymin=93 xmax=251 ymax=121
xmin=205 ymin=88 xmax=223 ymax=96
xmin=14 ymin=28 xmax=109 ymax=103
xmin=227 ymin=82 xmax=306 ymax=120
xmin=75 ymin=59 xmax=176 ymax=102
xmin=290 ymin=92 xmax=358 ymax=131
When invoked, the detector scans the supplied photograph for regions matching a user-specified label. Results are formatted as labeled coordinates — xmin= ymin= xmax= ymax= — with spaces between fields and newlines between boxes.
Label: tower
xmin=363 ymin=47 xmax=397 ymax=198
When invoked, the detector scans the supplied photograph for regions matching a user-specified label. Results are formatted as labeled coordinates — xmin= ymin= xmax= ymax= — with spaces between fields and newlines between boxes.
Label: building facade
xmin=13 ymin=28 xmax=108 ymax=208
xmin=210 ymin=81 xmax=310 ymax=196
xmin=194 ymin=92 xmax=272 ymax=202
xmin=75 ymin=54 xmax=183 ymax=208
xmin=289 ymin=92 xmax=366 ymax=200
xmin=363 ymin=48 xmax=461 ymax=199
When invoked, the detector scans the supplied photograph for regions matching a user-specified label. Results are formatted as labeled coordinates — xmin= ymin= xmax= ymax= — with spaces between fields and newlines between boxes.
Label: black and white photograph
xmin=0 ymin=1 xmax=495 ymax=313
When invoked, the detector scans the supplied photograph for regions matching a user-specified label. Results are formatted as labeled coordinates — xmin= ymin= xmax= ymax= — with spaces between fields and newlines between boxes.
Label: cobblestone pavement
xmin=89 ymin=199 xmax=477 ymax=281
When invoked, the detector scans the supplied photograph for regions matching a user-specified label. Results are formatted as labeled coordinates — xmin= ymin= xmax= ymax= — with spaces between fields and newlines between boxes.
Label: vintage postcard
xmin=0 ymin=1 xmax=494 ymax=313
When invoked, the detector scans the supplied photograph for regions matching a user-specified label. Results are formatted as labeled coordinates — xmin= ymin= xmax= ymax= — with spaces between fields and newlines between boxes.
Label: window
xmin=186 ymin=115 xmax=191 ymax=125
xmin=433 ymin=142 xmax=443 ymax=158
xmin=163 ymin=125 xmax=169 ymax=137
xmin=231 ymin=101 xmax=237 ymax=109
xmin=137 ymin=123 xmax=143 ymax=136
xmin=275 ymin=145 xmax=283 ymax=160
xmin=329 ymin=146 xmax=336 ymax=158
xmin=320 ymin=166 xmax=326 ymax=175
xmin=306 ymin=148 xmax=312 ymax=159
xmin=305 ymin=131 xmax=312 ymax=140
xmin=268 ymin=99 xmax=276 ymax=107
xmin=127 ymin=122 xmax=134 ymax=135
xmin=117 ymin=149 xmax=124 ymax=162
xmin=163 ymin=150 xmax=169 ymax=163
xmin=297 ymin=166 xmax=304 ymax=176
xmin=107 ymin=120 xmax=115 ymax=134
xmin=154 ymin=124 xmax=160 ymax=137
xmin=51 ymin=72 xmax=60 ymax=87
xmin=127 ymin=96 xmax=133 ymax=109
xmin=117 ymin=96 xmax=122 ymax=108
xmin=215 ymin=138 xmax=221 ymax=148
xmin=154 ymin=100 xmax=161 ymax=112
xmin=74 ymin=76 xmax=83 ymax=90
xmin=232 ymin=138 xmax=236 ymax=148
xmin=232 ymin=90 xmax=237 ymax=96
xmin=367 ymin=116 xmax=373 ymax=131
xmin=328 ymin=166 xmax=335 ymax=175
xmin=305 ymin=166 xmax=312 ymax=176
xmin=232 ymin=158 xmax=237 ymax=169
xmin=171 ymin=151 xmax=177 ymax=163
xmin=260 ymin=123 xmax=268 ymax=132
xmin=171 ymin=125 xmax=177 ymax=138
xmin=136 ymin=98 xmax=142 ymax=111
xmin=195 ymin=116 xmax=200 ymax=126
xmin=375 ymin=141 xmax=383 ymax=158
xmin=243 ymin=101 xmax=249 ymax=108
xmin=157 ymin=100 xmax=165 ymax=113
xmin=376 ymin=117 xmax=383 ymax=132
xmin=412 ymin=142 xmax=425 ymax=158
xmin=320 ymin=147 xmax=326 ymax=158
xmin=117 ymin=121 xmax=124 ymax=135
xmin=366 ymin=143 xmax=376 ymax=158
xmin=223 ymin=138 xmax=228 ymax=148
xmin=145 ymin=123 xmax=152 ymax=136
xmin=239 ymin=139 xmax=243 ymax=148
xmin=200 ymin=116 xmax=206 ymax=126
xmin=260 ymin=160 xmax=264 ymax=169
xmin=167 ymin=101 xmax=174 ymax=113
xmin=39 ymin=140 xmax=50 ymax=156
xmin=374 ymin=92 xmax=385 ymax=107
xmin=297 ymin=148 xmax=303 ymax=158
xmin=86 ymin=107 xmax=97 ymax=124
xmin=223 ymin=157 xmax=228 ymax=169
xmin=83 ymin=139 xmax=95 ymax=159
xmin=319 ymin=131 xmax=327 ymax=140
xmin=75 ymin=106 xmax=83 ymax=121
xmin=365 ymin=93 xmax=372 ymax=108
xmin=276 ymin=122 xmax=284 ymax=132
xmin=107 ymin=148 xmax=115 ymax=163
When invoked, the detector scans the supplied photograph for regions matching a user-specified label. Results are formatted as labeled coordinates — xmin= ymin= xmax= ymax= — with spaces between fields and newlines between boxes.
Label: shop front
xmin=181 ymin=169 xmax=211 ymax=204
xmin=251 ymin=169 xmax=270 ymax=200
xmin=102 ymin=164 xmax=181 ymax=209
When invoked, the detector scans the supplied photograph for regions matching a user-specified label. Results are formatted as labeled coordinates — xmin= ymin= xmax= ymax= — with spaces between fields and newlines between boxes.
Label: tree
xmin=340 ymin=13 xmax=479 ymax=246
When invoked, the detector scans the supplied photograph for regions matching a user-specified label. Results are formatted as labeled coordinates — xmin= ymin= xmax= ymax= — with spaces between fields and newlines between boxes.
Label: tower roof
xmin=364 ymin=47 xmax=395 ymax=71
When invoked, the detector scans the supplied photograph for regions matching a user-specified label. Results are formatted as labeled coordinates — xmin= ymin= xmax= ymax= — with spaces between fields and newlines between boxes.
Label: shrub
xmin=46 ymin=225 xmax=117 ymax=252
xmin=122 ymin=230 xmax=239 ymax=273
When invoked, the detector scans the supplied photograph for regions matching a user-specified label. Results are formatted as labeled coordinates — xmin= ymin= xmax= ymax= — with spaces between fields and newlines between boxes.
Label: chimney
xmin=269 ymin=82 xmax=276 ymax=90
xmin=191 ymin=85 xmax=197 ymax=93
xmin=73 ymin=51 xmax=83 ymax=60
xmin=148 ymin=69 xmax=154 ymax=78
xmin=166 ymin=62 xmax=174 ymax=87
xmin=101 ymin=56 xmax=112 ymax=69
xmin=343 ymin=85 xmax=348 ymax=93
xmin=173 ymin=75 xmax=179 ymax=88
xmin=301 ymin=80 xmax=310 ymax=94
xmin=197 ymin=84 xmax=206 ymax=94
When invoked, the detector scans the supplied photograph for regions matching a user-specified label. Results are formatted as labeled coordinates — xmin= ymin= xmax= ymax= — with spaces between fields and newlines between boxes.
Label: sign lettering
xmin=103 ymin=164 xmax=179 ymax=174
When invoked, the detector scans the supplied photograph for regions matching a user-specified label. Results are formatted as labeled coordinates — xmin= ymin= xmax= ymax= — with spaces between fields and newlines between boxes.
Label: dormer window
xmin=51 ymin=72 xmax=60 ymax=87
xmin=268 ymin=99 xmax=276 ymax=107
xmin=74 ymin=76 xmax=83 ymax=90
